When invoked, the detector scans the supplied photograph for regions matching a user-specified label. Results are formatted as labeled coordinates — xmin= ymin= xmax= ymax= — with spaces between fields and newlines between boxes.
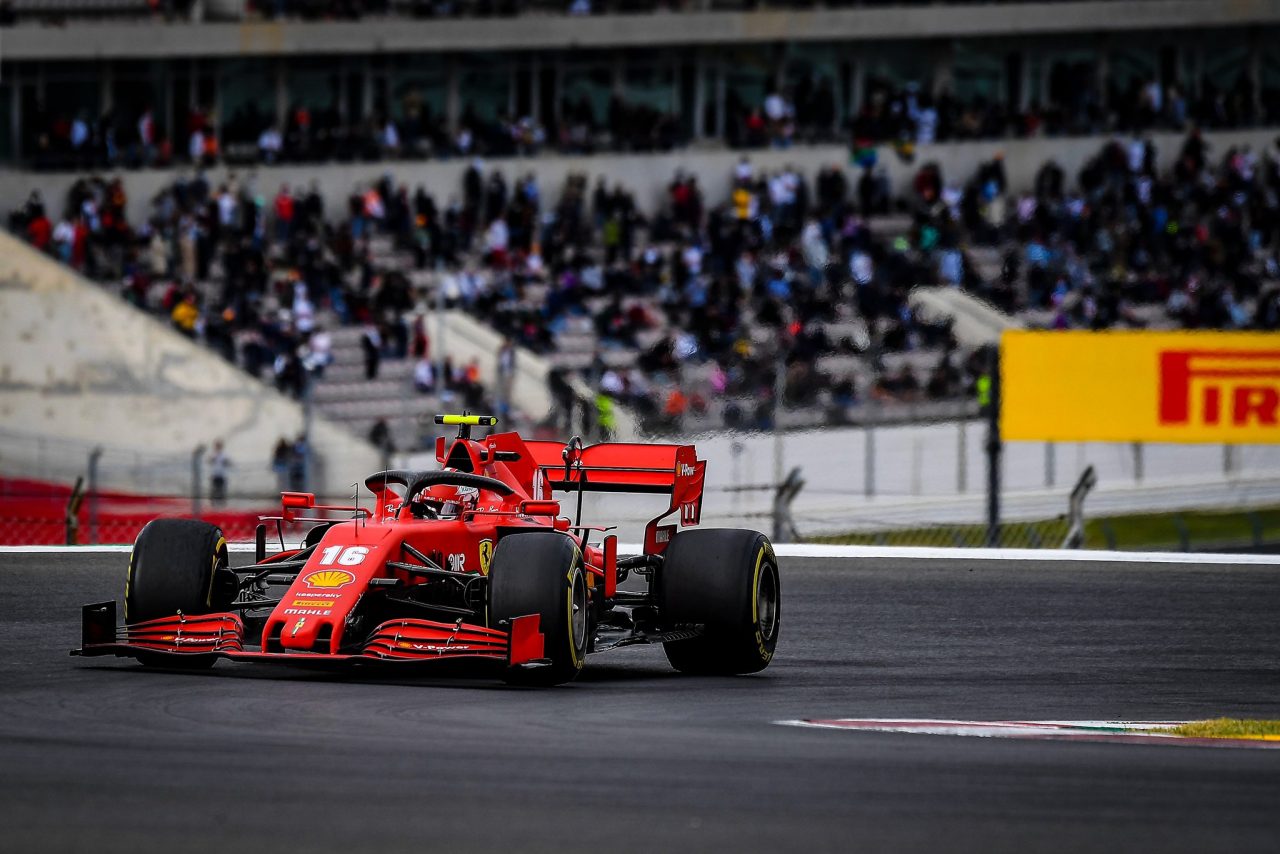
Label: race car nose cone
xmin=276 ymin=612 xmax=336 ymax=653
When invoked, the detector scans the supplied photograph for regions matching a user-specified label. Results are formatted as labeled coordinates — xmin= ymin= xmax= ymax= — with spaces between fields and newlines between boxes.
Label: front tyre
xmin=126 ymin=518 xmax=235 ymax=669
xmin=659 ymin=528 xmax=780 ymax=675
xmin=488 ymin=532 xmax=588 ymax=686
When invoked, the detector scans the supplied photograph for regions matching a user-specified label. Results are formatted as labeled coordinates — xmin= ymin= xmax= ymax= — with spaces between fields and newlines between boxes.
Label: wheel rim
xmin=570 ymin=572 xmax=588 ymax=653
xmin=756 ymin=561 xmax=779 ymax=642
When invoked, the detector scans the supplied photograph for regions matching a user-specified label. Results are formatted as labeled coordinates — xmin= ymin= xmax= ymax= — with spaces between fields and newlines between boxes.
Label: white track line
xmin=773 ymin=719 xmax=1280 ymax=749
xmin=3 ymin=542 xmax=1278 ymax=564
xmin=766 ymin=544 xmax=1280 ymax=564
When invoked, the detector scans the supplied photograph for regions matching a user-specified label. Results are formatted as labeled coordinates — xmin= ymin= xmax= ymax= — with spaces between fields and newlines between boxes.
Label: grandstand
xmin=7 ymin=125 xmax=1279 ymax=438
xmin=3 ymin=1 xmax=1280 ymax=166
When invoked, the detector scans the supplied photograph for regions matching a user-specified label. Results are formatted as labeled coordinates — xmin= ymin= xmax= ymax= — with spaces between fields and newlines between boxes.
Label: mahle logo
xmin=1159 ymin=350 xmax=1280 ymax=428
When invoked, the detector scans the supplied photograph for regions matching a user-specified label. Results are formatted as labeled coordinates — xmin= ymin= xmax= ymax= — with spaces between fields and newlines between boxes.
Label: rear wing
xmin=523 ymin=441 xmax=706 ymax=554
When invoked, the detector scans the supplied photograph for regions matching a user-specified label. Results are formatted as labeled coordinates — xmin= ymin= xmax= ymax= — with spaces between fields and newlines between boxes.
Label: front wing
xmin=71 ymin=602 xmax=547 ymax=671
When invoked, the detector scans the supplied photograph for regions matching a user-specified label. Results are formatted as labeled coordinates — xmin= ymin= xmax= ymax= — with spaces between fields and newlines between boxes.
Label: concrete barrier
xmin=3 ymin=1 xmax=1277 ymax=60
xmin=0 ymin=229 xmax=380 ymax=497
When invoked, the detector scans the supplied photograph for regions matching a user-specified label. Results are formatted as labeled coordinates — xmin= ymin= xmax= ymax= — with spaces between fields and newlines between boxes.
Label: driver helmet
xmin=418 ymin=482 xmax=479 ymax=519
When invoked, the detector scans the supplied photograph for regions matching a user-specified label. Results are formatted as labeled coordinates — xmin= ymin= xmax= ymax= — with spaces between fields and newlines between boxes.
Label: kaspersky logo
xmin=1159 ymin=350 xmax=1280 ymax=427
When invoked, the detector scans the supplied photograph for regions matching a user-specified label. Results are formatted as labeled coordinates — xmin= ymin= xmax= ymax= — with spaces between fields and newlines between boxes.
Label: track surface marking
xmin=776 ymin=719 xmax=1280 ymax=749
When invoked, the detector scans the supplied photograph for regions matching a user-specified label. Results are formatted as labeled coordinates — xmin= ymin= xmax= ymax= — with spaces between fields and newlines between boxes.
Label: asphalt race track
xmin=2 ymin=552 xmax=1278 ymax=853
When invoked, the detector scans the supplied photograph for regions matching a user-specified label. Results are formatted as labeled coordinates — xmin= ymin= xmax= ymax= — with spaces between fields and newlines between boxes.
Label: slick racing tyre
xmin=488 ymin=532 xmax=588 ymax=686
xmin=126 ymin=519 xmax=235 ymax=669
xmin=659 ymin=528 xmax=780 ymax=675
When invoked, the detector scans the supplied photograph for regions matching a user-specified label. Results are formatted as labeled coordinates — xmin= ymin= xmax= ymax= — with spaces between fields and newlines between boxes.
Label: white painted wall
xmin=0 ymin=229 xmax=379 ymax=498
xmin=405 ymin=421 xmax=1280 ymax=542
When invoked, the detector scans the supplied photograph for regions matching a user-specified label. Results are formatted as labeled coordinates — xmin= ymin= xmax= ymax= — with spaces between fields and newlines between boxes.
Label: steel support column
xmin=985 ymin=346 xmax=1002 ymax=548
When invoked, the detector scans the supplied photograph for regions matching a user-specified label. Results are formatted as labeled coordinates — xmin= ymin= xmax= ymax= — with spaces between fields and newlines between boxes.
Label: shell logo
xmin=302 ymin=569 xmax=356 ymax=590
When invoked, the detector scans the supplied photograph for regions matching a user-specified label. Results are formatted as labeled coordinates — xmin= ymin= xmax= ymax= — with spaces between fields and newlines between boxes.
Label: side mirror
xmin=520 ymin=500 xmax=561 ymax=517
xmin=280 ymin=492 xmax=315 ymax=521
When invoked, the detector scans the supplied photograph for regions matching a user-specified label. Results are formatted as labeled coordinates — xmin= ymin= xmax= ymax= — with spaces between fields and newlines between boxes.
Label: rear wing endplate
xmin=523 ymin=441 xmax=705 ymax=554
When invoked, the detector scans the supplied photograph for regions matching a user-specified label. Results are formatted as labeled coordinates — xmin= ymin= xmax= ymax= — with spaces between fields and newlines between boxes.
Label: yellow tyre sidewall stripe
xmin=205 ymin=535 xmax=227 ymax=609
xmin=567 ymin=548 xmax=585 ymax=669
xmin=752 ymin=543 xmax=774 ymax=664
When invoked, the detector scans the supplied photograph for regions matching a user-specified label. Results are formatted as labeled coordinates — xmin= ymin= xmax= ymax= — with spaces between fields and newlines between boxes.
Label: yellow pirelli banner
xmin=1001 ymin=331 xmax=1280 ymax=444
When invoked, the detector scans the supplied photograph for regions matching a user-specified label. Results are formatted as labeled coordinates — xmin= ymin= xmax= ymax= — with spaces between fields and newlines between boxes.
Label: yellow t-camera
xmin=434 ymin=414 xmax=498 ymax=427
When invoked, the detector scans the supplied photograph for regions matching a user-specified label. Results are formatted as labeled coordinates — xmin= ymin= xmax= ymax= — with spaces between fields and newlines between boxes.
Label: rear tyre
xmin=126 ymin=518 xmax=234 ymax=669
xmin=659 ymin=528 xmax=780 ymax=675
xmin=488 ymin=532 xmax=588 ymax=686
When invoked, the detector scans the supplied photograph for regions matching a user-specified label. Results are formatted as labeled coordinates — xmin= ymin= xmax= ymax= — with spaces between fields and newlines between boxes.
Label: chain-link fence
xmin=0 ymin=506 xmax=275 ymax=547
xmin=805 ymin=517 xmax=1073 ymax=549
xmin=4 ymin=422 xmax=1278 ymax=550
xmin=801 ymin=507 xmax=1280 ymax=552
xmin=0 ymin=482 xmax=328 ymax=546
xmin=0 ymin=427 xmax=304 ymax=501
xmin=0 ymin=428 xmax=297 ymax=545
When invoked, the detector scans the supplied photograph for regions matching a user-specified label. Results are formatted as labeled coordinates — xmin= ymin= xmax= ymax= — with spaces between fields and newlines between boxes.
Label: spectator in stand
xmin=305 ymin=326 xmax=334 ymax=378
xmin=289 ymin=434 xmax=308 ymax=492
xmin=52 ymin=217 xmax=75 ymax=265
xmin=137 ymin=108 xmax=156 ymax=167
xmin=208 ymin=440 xmax=231 ymax=506
xmin=188 ymin=126 xmax=206 ymax=164
xmin=259 ymin=126 xmax=284 ymax=164
xmin=23 ymin=194 xmax=51 ymax=252
xmin=411 ymin=314 xmax=430 ymax=359
xmin=361 ymin=322 xmax=382 ymax=380
xmin=496 ymin=337 xmax=516 ymax=418
xmin=273 ymin=184 xmax=295 ymax=242
xmin=762 ymin=90 xmax=796 ymax=148
xmin=413 ymin=356 xmax=436 ymax=393
xmin=369 ymin=417 xmax=395 ymax=465
xmin=271 ymin=437 xmax=291 ymax=492
xmin=381 ymin=118 xmax=402 ymax=158
xmin=171 ymin=291 xmax=199 ymax=337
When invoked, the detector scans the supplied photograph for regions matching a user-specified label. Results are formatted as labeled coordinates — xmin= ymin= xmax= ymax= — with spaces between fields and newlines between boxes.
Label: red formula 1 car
xmin=73 ymin=415 xmax=780 ymax=684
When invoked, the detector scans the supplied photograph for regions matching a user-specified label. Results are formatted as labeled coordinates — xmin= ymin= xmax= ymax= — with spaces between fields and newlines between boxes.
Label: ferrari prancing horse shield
xmin=479 ymin=539 xmax=494 ymax=574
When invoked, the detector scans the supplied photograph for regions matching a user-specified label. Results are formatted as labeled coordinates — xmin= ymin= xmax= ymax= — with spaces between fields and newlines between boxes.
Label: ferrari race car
xmin=73 ymin=415 xmax=780 ymax=685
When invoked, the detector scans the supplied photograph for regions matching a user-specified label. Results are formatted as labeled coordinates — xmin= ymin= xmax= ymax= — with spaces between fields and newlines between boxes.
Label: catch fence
xmin=0 ymin=429 xmax=312 ymax=545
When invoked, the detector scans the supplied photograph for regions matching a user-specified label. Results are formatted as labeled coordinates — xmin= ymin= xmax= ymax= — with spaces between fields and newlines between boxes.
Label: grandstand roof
xmin=3 ymin=0 xmax=1276 ymax=61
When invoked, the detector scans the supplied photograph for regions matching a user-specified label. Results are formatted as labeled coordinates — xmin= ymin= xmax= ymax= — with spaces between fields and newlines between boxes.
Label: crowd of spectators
xmin=449 ymin=154 xmax=978 ymax=430
xmin=5 ymin=167 xmax=508 ymax=421
xmin=10 ymin=126 xmax=1280 ymax=434
xmin=411 ymin=128 xmax=1280 ymax=430
xmin=24 ymin=61 xmax=1280 ymax=174
xmin=24 ymin=93 xmax=688 ymax=173
xmin=851 ymin=71 xmax=1276 ymax=151
xmin=995 ymin=130 xmax=1280 ymax=331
